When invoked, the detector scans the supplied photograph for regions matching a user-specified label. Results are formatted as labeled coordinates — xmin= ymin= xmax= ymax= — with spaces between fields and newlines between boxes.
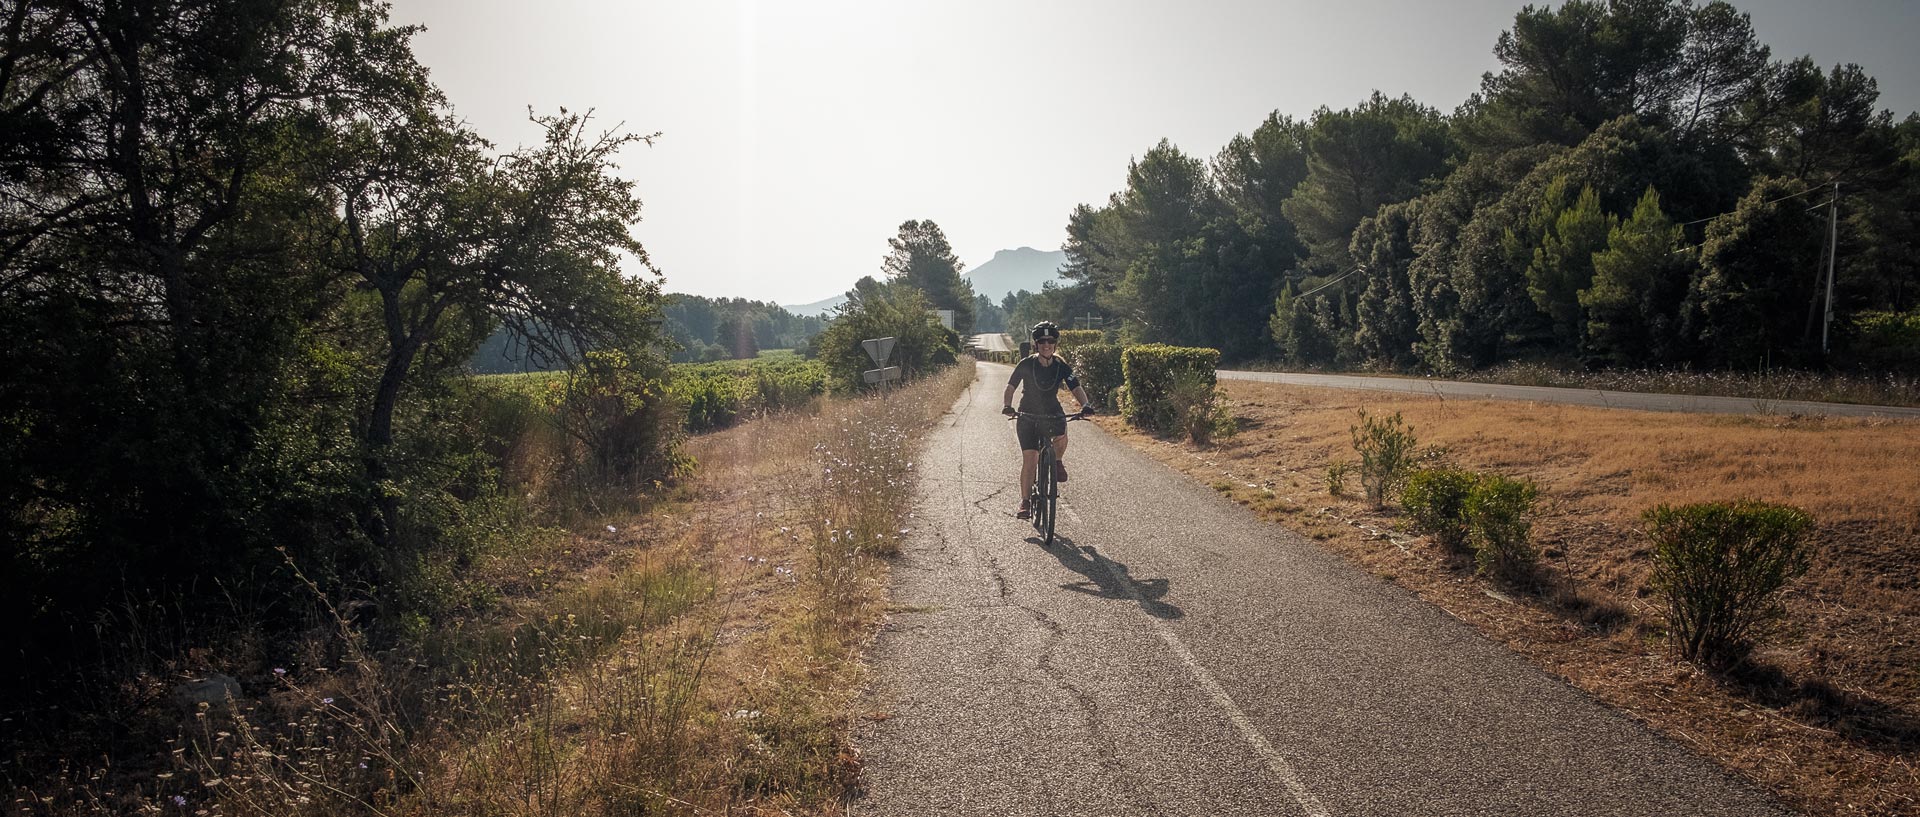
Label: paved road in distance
xmin=1217 ymin=369 xmax=1920 ymax=419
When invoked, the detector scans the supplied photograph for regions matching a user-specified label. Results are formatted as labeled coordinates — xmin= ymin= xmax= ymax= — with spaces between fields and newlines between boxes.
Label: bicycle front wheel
xmin=1037 ymin=451 xmax=1057 ymax=545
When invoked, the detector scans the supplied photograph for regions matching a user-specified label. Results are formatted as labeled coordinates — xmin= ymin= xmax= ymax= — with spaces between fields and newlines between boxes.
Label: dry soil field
xmin=1091 ymin=380 xmax=1919 ymax=817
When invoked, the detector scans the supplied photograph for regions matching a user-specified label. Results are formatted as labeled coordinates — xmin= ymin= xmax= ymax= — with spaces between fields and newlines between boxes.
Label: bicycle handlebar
xmin=1006 ymin=409 xmax=1091 ymax=421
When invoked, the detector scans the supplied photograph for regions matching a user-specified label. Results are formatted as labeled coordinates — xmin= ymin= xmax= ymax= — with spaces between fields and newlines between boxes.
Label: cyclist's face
xmin=1035 ymin=339 xmax=1057 ymax=357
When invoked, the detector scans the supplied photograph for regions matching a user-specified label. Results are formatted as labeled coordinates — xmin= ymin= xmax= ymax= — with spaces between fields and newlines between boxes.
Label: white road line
xmin=1059 ymin=502 xmax=1332 ymax=817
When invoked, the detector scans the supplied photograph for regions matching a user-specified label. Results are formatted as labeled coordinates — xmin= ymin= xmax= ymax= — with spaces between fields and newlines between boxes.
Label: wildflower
xmin=320 ymin=697 xmax=334 ymax=705
xmin=173 ymin=795 xmax=187 ymax=807
xmin=606 ymin=525 xmax=617 ymax=533
xmin=273 ymin=668 xmax=286 ymax=676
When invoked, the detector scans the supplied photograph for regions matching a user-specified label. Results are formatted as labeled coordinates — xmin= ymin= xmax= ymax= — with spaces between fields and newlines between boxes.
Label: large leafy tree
xmin=1212 ymin=112 xmax=1310 ymax=274
xmin=817 ymin=276 xmax=958 ymax=391
xmin=1282 ymin=92 xmax=1457 ymax=272
xmin=329 ymin=108 xmax=666 ymax=549
xmin=882 ymin=219 xmax=974 ymax=333
xmin=1351 ymin=200 xmax=1425 ymax=368
xmin=1683 ymin=177 xmax=1829 ymax=366
xmin=1064 ymin=139 xmax=1224 ymax=346
xmin=1583 ymin=187 xmax=1692 ymax=364
xmin=0 ymin=0 xmax=433 ymax=673
xmin=1522 ymin=181 xmax=1617 ymax=347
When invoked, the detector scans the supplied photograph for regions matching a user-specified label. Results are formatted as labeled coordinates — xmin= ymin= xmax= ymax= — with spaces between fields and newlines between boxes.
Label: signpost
xmin=862 ymin=336 xmax=901 ymax=389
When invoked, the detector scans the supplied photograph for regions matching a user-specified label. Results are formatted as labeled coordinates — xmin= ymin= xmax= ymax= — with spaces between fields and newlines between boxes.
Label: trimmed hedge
xmin=1068 ymin=343 xmax=1124 ymax=408
xmin=1121 ymin=344 xmax=1220 ymax=433
xmin=1057 ymin=329 xmax=1104 ymax=352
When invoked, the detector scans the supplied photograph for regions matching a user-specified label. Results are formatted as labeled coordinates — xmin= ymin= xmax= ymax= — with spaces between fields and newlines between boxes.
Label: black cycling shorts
xmin=1015 ymin=414 xmax=1067 ymax=452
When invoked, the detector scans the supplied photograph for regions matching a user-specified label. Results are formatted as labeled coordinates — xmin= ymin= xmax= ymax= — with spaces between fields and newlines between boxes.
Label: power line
xmin=1294 ymin=264 xmax=1368 ymax=299
xmin=1677 ymin=184 xmax=1825 ymax=228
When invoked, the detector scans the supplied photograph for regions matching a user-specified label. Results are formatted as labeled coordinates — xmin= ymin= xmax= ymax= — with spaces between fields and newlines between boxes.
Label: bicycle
xmin=1009 ymin=409 xmax=1087 ymax=546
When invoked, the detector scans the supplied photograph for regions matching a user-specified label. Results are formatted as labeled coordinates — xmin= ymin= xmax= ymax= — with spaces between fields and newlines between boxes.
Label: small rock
xmin=170 ymin=674 xmax=243 ymax=713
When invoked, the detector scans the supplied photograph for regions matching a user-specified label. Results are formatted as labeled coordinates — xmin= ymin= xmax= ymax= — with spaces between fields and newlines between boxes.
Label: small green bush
xmin=1120 ymin=344 xmax=1220 ymax=433
xmin=1464 ymin=474 xmax=1538 ymax=580
xmin=1842 ymin=309 xmax=1920 ymax=373
xmin=1402 ymin=468 xmax=1478 ymax=553
xmin=1350 ymin=409 xmax=1418 ymax=508
xmin=1326 ymin=460 xmax=1353 ymax=497
xmin=1068 ymin=343 xmax=1124 ymax=408
xmin=1167 ymin=369 xmax=1234 ymax=445
xmin=1644 ymin=500 xmax=1815 ymax=668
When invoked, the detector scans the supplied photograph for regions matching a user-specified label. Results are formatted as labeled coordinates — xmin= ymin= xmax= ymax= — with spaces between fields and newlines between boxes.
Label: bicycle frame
xmin=1010 ymin=410 xmax=1085 ymax=546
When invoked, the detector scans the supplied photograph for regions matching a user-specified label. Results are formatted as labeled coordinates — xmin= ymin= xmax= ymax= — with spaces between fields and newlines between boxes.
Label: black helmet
xmin=1030 ymin=321 xmax=1061 ymax=341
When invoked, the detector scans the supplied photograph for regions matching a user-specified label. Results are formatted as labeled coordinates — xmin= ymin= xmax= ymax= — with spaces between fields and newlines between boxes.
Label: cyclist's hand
xmin=1002 ymin=406 xmax=1017 ymax=418
xmin=1078 ymin=405 xmax=1097 ymax=416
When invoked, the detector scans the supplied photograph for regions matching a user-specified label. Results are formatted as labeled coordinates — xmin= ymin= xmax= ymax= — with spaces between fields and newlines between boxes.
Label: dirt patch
xmin=1092 ymin=381 xmax=1920 ymax=817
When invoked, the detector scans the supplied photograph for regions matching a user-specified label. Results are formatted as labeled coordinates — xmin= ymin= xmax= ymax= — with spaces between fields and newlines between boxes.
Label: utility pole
xmin=1823 ymin=181 xmax=1839 ymax=354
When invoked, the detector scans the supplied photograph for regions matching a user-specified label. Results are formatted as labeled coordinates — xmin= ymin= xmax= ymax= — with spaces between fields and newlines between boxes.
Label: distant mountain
xmin=779 ymin=247 xmax=1067 ymax=316
xmin=781 ymin=292 xmax=847 ymax=317
xmin=963 ymin=247 xmax=1066 ymax=302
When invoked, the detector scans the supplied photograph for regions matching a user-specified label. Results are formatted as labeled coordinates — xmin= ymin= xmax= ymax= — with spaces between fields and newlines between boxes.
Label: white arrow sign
xmin=862 ymin=336 xmax=897 ymax=367
xmin=862 ymin=366 xmax=902 ymax=384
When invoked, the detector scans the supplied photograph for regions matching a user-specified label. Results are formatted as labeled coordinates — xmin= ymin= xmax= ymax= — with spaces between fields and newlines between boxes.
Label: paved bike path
xmin=852 ymin=362 xmax=1792 ymax=816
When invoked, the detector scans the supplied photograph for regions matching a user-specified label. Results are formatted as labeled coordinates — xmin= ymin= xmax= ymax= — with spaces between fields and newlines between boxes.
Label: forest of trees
xmin=1058 ymin=0 xmax=1919 ymax=372
xmin=659 ymin=295 xmax=824 ymax=362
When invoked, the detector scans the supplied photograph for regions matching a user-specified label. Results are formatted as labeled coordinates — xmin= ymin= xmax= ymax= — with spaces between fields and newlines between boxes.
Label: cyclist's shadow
xmin=1029 ymin=533 xmax=1184 ymax=620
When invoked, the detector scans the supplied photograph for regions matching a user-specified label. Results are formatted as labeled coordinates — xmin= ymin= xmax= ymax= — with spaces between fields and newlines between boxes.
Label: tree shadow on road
xmin=1030 ymin=533 xmax=1184 ymax=620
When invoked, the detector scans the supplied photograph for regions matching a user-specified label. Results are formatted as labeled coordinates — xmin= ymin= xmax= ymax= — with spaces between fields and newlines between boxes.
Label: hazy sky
xmin=384 ymin=0 xmax=1920 ymax=306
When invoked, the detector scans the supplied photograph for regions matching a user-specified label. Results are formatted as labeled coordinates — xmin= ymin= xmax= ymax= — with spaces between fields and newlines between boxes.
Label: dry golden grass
xmin=13 ymin=365 xmax=973 ymax=817
xmin=1096 ymin=381 xmax=1920 ymax=817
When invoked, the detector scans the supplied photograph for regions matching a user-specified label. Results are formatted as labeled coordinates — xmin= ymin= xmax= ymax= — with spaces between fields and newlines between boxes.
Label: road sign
xmin=862 ymin=366 xmax=902 ymax=384
xmin=862 ymin=336 xmax=897 ymax=366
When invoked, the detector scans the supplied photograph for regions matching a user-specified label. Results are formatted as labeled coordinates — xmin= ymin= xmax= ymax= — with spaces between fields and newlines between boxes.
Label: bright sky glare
xmin=384 ymin=0 xmax=1920 ymax=306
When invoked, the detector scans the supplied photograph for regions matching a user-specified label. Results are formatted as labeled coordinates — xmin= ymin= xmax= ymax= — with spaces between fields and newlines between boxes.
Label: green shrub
xmin=1167 ymin=369 xmax=1234 ymax=445
xmin=1841 ymin=309 xmax=1920 ymax=373
xmin=1120 ymin=344 xmax=1220 ymax=433
xmin=1350 ymin=409 xmax=1418 ymax=508
xmin=667 ymin=358 xmax=828 ymax=433
xmin=1068 ymin=343 xmax=1124 ymax=408
xmin=1326 ymin=460 xmax=1353 ymax=497
xmin=559 ymin=350 xmax=690 ymax=484
xmin=1644 ymin=500 xmax=1815 ymax=667
xmin=1402 ymin=468 xmax=1478 ymax=553
xmin=1464 ymin=474 xmax=1538 ymax=580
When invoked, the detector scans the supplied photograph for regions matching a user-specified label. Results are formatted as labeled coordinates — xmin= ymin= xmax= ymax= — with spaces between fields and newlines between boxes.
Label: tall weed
xmin=1350 ymin=409 xmax=1418 ymax=508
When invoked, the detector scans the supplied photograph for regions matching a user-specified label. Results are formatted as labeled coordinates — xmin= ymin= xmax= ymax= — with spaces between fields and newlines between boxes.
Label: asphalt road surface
xmin=970 ymin=332 xmax=1018 ymax=355
xmin=853 ymin=361 xmax=1792 ymax=817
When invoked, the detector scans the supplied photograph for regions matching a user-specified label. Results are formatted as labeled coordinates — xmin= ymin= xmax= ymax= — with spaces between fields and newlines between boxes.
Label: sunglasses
xmin=1035 ymin=339 xmax=1058 ymax=345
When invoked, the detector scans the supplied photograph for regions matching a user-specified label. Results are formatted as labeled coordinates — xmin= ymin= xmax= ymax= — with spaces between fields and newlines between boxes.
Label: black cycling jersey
xmin=1007 ymin=354 xmax=1080 ymax=415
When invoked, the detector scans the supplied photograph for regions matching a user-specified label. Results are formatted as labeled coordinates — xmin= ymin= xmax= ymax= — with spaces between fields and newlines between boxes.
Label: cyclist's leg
xmin=1016 ymin=416 xmax=1042 ymax=514
xmin=1051 ymin=430 xmax=1070 ymax=481
xmin=1020 ymin=448 xmax=1040 ymax=504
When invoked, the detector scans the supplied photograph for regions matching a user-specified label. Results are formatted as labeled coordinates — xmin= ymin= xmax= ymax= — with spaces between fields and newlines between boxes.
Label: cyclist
xmin=1002 ymin=321 xmax=1094 ymax=519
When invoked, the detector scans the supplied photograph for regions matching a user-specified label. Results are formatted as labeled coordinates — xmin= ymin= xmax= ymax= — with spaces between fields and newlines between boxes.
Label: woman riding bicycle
xmin=1002 ymin=321 xmax=1094 ymax=519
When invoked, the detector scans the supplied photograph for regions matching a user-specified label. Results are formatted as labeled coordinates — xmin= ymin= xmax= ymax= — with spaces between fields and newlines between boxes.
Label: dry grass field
xmin=1093 ymin=380 xmax=1919 ymax=817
